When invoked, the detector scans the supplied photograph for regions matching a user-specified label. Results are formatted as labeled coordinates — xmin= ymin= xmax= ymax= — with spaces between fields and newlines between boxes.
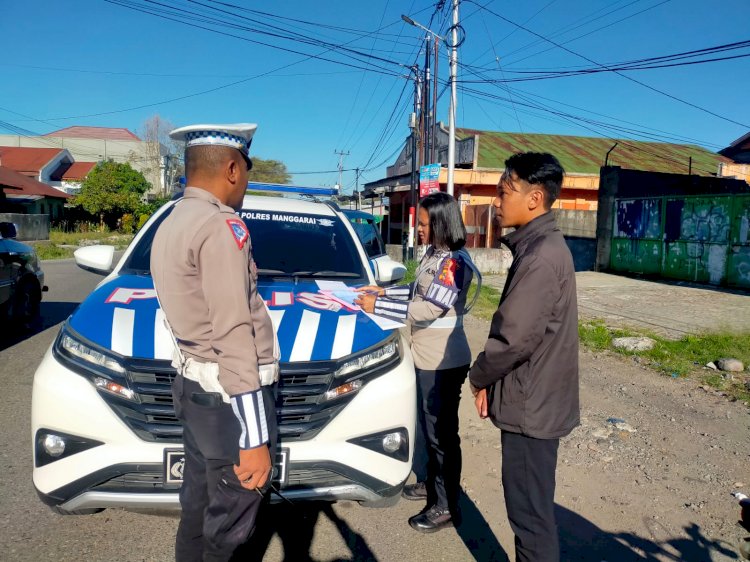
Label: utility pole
xmin=355 ymin=167 xmax=361 ymax=210
xmin=423 ymin=35 xmax=432 ymax=166
xmin=334 ymin=148 xmax=349 ymax=202
xmin=408 ymin=65 xmax=421 ymax=261
xmin=447 ymin=0 xmax=459 ymax=197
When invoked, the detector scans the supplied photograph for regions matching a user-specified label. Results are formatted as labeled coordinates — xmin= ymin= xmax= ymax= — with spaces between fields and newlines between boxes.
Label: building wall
xmin=0 ymin=212 xmax=50 ymax=241
xmin=597 ymin=166 xmax=750 ymax=288
xmin=0 ymin=134 xmax=166 ymax=195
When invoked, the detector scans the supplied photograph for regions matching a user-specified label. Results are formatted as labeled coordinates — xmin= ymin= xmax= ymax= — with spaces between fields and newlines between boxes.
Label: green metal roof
xmin=456 ymin=128 xmax=729 ymax=177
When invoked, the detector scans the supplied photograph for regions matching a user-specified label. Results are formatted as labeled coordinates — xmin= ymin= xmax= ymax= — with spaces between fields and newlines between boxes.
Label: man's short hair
xmin=185 ymin=145 xmax=236 ymax=179
xmin=504 ymin=152 xmax=565 ymax=208
xmin=420 ymin=192 xmax=466 ymax=251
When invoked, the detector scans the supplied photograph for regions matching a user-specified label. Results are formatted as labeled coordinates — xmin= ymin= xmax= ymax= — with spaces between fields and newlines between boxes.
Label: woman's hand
xmin=356 ymin=285 xmax=384 ymax=296
xmin=355 ymin=292 xmax=377 ymax=313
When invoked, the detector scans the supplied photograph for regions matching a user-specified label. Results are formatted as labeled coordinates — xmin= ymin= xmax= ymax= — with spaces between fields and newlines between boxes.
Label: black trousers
xmin=415 ymin=365 xmax=468 ymax=513
xmin=173 ymin=376 xmax=277 ymax=562
xmin=501 ymin=430 xmax=560 ymax=562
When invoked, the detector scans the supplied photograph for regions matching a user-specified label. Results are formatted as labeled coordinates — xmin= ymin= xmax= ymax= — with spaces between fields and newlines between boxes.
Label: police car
xmin=32 ymin=187 xmax=416 ymax=514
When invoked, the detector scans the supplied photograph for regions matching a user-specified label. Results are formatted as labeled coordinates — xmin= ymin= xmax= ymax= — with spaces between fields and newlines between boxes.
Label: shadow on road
xmin=556 ymin=504 xmax=739 ymax=561
xmin=233 ymin=500 xmax=377 ymax=562
xmin=0 ymin=301 xmax=77 ymax=352
xmin=455 ymin=489 xmax=509 ymax=561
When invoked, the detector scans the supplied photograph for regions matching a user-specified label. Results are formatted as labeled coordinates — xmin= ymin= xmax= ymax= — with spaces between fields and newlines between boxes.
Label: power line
xmin=466 ymin=0 xmax=749 ymax=129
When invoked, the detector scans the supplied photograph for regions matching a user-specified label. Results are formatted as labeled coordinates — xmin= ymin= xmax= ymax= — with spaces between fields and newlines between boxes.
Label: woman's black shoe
xmin=401 ymin=482 xmax=428 ymax=501
xmin=408 ymin=506 xmax=459 ymax=533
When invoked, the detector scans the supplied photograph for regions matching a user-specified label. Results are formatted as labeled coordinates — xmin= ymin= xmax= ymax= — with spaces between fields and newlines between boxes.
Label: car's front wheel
xmin=11 ymin=277 xmax=41 ymax=330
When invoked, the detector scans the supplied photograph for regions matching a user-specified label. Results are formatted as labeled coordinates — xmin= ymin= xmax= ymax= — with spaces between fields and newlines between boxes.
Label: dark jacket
xmin=469 ymin=212 xmax=580 ymax=439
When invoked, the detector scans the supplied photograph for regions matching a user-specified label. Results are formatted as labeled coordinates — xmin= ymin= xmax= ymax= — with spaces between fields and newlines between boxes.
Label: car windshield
xmin=120 ymin=205 xmax=367 ymax=281
xmin=239 ymin=210 xmax=367 ymax=280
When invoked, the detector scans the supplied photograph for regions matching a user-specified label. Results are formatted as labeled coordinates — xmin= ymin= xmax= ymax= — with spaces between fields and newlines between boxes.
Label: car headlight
xmin=54 ymin=324 xmax=137 ymax=402
xmin=334 ymin=334 xmax=400 ymax=379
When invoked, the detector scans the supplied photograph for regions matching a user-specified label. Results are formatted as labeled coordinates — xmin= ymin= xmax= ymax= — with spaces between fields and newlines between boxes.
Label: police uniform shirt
xmin=151 ymin=186 xmax=274 ymax=397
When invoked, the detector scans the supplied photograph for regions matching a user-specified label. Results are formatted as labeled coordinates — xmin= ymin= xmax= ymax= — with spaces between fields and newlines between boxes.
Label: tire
xmin=50 ymin=506 xmax=105 ymax=516
xmin=11 ymin=277 xmax=41 ymax=330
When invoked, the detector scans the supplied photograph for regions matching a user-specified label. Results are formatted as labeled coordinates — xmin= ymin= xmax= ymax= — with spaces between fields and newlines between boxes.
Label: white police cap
xmin=169 ymin=123 xmax=257 ymax=159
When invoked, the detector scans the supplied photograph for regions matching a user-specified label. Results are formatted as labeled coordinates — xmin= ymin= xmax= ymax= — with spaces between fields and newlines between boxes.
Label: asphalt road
xmin=1 ymin=259 xmax=746 ymax=561
xmin=0 ymin=258 xmax=505 ymax=562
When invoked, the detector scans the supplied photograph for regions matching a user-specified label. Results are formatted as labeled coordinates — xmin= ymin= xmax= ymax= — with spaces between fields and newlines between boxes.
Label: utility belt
xmin=174 ymin=352 xmax=279 ymax=404
xmin=413 ymin=315 xmax=464 ymax=329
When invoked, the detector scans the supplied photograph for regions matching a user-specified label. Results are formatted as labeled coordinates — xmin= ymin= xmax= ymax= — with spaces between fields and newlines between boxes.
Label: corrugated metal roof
xmin=456 ymin=128 xmax=730 ymax=177
xmin=0 ymin=166 xmax=70 ymax=198
xmin=61 ymin=161 xmax=97 ymax=180
xmin=44 ymin=126 xmax=141 ymax=141
xmin=0 ymin=147 xmax=64 ymax=175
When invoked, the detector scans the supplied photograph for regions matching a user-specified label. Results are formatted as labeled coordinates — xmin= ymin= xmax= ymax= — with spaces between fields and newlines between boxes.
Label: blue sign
xmin=419 ymin=163 xmax=441 ymax=197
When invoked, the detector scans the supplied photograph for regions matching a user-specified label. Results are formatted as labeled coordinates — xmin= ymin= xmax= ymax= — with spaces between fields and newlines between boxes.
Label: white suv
xmin=32 ymin=194 xmax=416 ymax=514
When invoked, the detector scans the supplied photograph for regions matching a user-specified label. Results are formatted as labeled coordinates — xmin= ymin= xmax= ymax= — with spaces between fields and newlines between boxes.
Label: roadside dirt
xmin=460 ymin=315 xmax=750 ymax=561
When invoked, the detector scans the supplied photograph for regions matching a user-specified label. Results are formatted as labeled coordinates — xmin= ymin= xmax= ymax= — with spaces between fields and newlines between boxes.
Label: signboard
xmin=419 ymin=163 xmax=441 ymax=197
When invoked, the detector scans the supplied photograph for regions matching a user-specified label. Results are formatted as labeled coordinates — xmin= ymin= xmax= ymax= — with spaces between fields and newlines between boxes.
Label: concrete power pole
xmin=334 ymin=149 xmax=349 ymax=201
xmin=447 ymin=0 xmax=459 ymax=197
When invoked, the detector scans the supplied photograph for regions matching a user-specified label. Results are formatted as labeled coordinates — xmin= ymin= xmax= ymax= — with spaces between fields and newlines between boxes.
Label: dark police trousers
xmin=173 ymin=375 xmax=277 ymax=562
xmin=501 ymin=430 xmax=560 ymax=562
xmin=415 ymin=365 xmax=468 ymax=513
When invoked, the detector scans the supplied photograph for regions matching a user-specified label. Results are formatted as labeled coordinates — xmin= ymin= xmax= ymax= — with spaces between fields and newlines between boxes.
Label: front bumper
xmin=32 ymin=339 xmax=416 ymax=510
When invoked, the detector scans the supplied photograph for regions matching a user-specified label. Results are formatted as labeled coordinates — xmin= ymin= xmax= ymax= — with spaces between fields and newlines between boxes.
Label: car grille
xmin=99 ymin=358 xmax=357 ymax=443
xmin=91 ymin=467 xmax=351 ymax=492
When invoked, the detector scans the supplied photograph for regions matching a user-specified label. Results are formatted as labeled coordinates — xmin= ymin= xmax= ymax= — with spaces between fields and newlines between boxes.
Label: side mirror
xmin=75 ymin=245 xmax=115 ymax=275
xmin=0 ymin=222 xmax=17 ymax=239
xmin=371 ymin=257 xmax=407 ymax=285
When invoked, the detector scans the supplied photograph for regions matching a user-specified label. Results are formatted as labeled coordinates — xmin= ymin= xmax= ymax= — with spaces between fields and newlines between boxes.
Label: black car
xmin=0 ymin=222 xmax=46 ymax=329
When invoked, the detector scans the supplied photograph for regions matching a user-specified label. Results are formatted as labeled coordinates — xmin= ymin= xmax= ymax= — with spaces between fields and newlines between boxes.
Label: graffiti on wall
xmin=611 ymin=195 xmax=750 ymax=289
xmin=662 ymin=198 xmax=733 ymax=285
xmin=614 ymin=199 xmax=661 ymax=239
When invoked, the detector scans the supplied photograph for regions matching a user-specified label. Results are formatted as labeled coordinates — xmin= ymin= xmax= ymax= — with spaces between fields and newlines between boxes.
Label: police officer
xmin=151 ymin=123 xmax=279 ymax=562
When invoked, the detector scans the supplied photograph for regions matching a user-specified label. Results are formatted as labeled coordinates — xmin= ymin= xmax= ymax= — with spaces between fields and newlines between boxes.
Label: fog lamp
xmin=43 ymin=434 xmax=66 ymax=457
xmin=382 ymin=432 xmax=403 ymax=453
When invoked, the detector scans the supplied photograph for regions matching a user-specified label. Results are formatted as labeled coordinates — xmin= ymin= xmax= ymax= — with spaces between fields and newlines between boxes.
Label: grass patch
xmin=32 ymin=243 xmax=76 ymax=260
xmin=402 ymin=259 xmax=500 ymax=321
xmin=579 ymin=319 xmax=750 ymax=403
xmin=50 ymin=229 xmax=112 ymax=245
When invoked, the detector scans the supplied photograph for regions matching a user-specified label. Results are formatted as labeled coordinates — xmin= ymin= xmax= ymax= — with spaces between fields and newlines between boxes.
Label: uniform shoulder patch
xmin=226 ymin=218 xmax=249 ymax=249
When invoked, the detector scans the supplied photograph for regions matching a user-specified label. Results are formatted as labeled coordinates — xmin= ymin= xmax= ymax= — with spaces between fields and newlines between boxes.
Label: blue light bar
xmin=247 ymin=182 xmax=339 ymax=196
xmin=177 ymin=177 xmax=338 ymax=196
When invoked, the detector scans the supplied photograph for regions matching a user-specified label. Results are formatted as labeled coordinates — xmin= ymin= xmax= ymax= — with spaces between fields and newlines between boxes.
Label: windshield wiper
xmin=257 ymin=268 xmax=294 ymax=276
xmin=291 ymin=271 xmax=360 ymax=278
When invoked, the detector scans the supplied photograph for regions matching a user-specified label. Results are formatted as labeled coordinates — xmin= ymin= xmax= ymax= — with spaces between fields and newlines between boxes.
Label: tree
xmin=73 ymin=161 xmax=151 ymax=229
xmin=248 ymin=158 xmax=291 ymax=185
xmin=139 ymin=114 xmax=184 ymax=197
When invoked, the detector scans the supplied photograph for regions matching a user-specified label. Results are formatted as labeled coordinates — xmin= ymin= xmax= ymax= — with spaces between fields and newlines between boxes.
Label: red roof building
xmin=44 ymin=126 xmax=141 ymax=141
xmin=0 ymin=166 xmax=70 ymax=199
xmin=58 ymin=161 xmax=97 ymax=181
xmin=0 ymin=147 xmax=65 ymax=177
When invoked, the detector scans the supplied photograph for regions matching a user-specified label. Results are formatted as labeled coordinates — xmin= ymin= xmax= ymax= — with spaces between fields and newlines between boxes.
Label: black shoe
xmin=408 ymin=506 xmax=460 ymax=533
xmin=401 ymin=482 xmax=428 ymax=501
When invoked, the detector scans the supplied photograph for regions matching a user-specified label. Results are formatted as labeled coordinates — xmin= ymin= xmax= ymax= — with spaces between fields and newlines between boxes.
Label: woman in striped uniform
xmin=356 ymin=192 xmax=480 ymax=533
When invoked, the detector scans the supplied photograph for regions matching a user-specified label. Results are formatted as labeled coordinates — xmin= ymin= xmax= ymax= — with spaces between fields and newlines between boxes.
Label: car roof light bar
xmin=177 ymin=177 xmax=338 ymax=197
xmin=247 ymin=182 xmax=339 ymax=196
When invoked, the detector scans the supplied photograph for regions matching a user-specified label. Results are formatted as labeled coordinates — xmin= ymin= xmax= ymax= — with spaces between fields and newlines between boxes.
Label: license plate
xmin=163 ymin=447 xmax=290 ymax=488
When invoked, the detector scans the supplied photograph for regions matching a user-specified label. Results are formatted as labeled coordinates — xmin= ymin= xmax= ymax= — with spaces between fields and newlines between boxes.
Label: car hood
xmin=68 ymin=274 xmax=394 ymax=362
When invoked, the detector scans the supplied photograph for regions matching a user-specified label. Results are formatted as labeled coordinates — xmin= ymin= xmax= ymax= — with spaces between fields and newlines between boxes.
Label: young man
xmin=151 ymin=124 xmax=279 ymax=562
xmin=469 ymin=152 xmax=580 ymax=562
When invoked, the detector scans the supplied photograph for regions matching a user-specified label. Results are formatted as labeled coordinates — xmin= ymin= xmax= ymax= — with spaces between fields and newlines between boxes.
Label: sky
xmin=1 ymin=0 xmax=748 ymax=193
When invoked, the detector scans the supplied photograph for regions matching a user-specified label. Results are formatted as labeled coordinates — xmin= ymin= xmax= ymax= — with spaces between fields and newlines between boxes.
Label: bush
xmin=137 ymin=214 xmax=150 ymax=231
xmin=120 ymin=214 xmax=135 ymax=234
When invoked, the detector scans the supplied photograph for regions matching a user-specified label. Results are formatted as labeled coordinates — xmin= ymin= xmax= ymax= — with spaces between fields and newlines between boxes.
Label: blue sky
xmin=1 ymin=0 xmax=748 ymax=192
